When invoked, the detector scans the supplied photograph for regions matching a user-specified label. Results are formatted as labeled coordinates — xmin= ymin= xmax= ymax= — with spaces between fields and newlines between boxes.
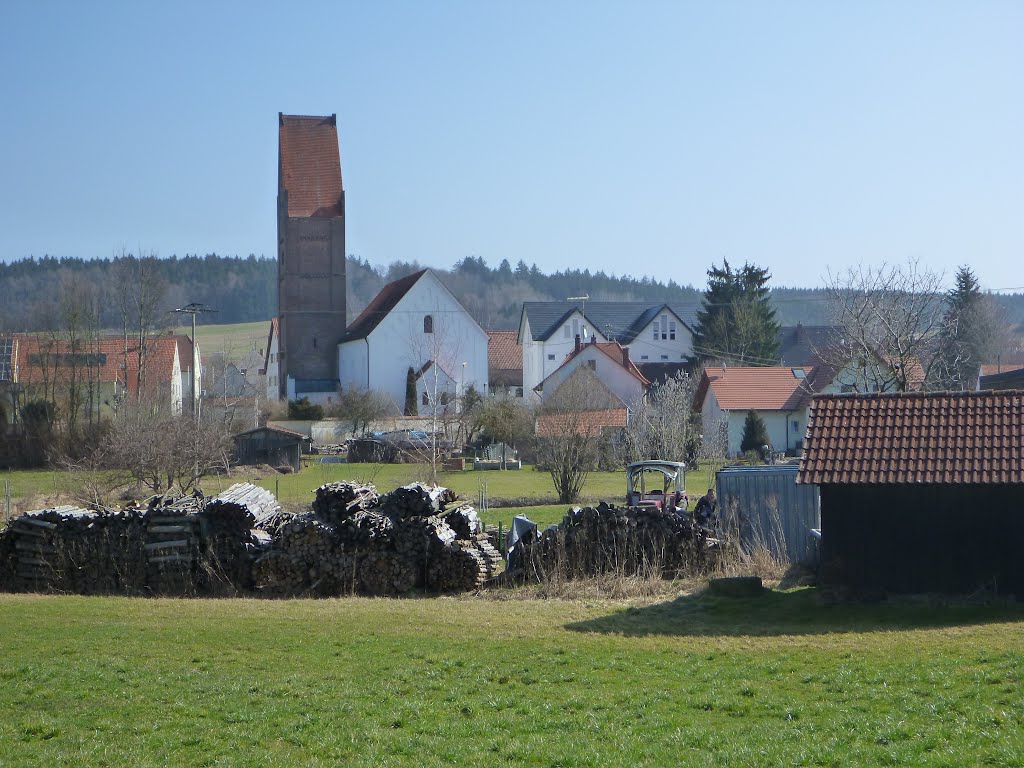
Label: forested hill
xmin=2 ymin=253 xmax=1022 ymax=332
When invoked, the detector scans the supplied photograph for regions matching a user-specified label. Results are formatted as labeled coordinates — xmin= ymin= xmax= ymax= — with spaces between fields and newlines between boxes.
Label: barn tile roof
xmin=520 ymin=302 xmax=699 ymax=343
xmin=13 ymin=334 xmax=179 ymax=398
xmin=535 ymin=407 xmax=627 ymax=438
xmin=340 ymin=270 xmax=428 ymax=342
xmin=488 ymin=330 xmax=523 ymax=387
xmin=279 ymin=114 xmax=344 ymax=218
xmin=798 ymin=390 xmax=1024 ymax=485
xmin=696 ymin=365 xmax=814 ymax=412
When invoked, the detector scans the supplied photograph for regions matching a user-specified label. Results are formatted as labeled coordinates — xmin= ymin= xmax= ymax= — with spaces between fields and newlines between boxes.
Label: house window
xmin=563 ymin=324 xmax=570 ymax=338
xmin=422 ymin=391 xmax=429 ymax=405
xmin=792 ymin=420 xmax=799 ymax=432
xmin=641 ymin=355 xmax=649 ymax=360
xmin=652 ymin=321 xmax=658 ymax=341
xmin=669 ymin=320 xmax=676 ymax=340
xmin=587 ymin=359 xmax=596 ymax=371
xmin=572 ymin=318 xmax=580 ymax=338
xmin=661 ymin=314 xmax=668 ymax=340
xmin=660 ymin=355 xmax=668 ymax=360
xmin=548 ymin=354 xmax=555 ymax=361
xmin=424 ymin=315 xmax=433 ymax=334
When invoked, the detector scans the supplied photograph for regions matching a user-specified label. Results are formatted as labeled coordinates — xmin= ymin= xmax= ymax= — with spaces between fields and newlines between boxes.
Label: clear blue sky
xmin=1 ymin=1 xmax=1021 ymax=291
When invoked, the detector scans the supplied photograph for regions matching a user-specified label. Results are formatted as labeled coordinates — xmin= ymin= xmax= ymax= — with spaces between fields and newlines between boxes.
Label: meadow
xmin=1 ymin=589 xmax=1023 ymax=766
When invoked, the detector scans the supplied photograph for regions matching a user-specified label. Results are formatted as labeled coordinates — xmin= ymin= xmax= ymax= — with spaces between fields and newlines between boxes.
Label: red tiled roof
xmin=487 ymin=331 xmax=522 ymax=371
xmin=541 ymin=340 xmax=649 ymax=392
xmin=697 ymin=366 xmax=813 ymax=411
xmin=535 ymin=408 xmax=627 ymax=438
xmin=341 ymin=270 xmax=427 ymax=342
xmin=14 ymin=334 xmax=179 ymax=398
xmin=798 ymin=390 xmax=1024 ymax=485
xmin=279 ymin=114 xmax=344 ymax=218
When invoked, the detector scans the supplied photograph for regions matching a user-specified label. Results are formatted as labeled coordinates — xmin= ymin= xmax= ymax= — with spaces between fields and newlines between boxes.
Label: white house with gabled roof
xmin=518 ymin=301 xmax=697 ymax=400
xmin=338 ymin=269 xmax=488 ymax=415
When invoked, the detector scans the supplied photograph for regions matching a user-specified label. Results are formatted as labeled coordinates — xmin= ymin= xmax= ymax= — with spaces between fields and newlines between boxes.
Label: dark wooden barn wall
xmin=820 ymin=484 xmax=1024 ymax=597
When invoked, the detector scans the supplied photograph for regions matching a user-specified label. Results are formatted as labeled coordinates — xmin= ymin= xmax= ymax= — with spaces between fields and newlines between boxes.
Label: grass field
xmin=1 ymin=589 xmax=1023 ymax=766
xmin=173 ymin=319 xmax=269 ymax=358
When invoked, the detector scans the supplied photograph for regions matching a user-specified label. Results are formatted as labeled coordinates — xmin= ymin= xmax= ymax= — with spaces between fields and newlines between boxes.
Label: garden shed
xmin=797 ymin=390 xmax=1024 ymax=597
xmin=716 ymin=464 xmax=820 ymax=564
xmin=233 ymin=426 xmax=310 ymax=472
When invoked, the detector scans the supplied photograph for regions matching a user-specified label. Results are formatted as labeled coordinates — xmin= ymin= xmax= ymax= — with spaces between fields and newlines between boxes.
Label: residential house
xmin=798 ymin=390 xmax=1024 ymax=596
xmin=261 ymin=318 xmax=281 ymax=403
xmin=696 ymin=365 xmax=825 ymax=456
xmin=775 ymin=324 xmax=842 ymax=367
xmin=338 ymin=269 xmax=488 ymax=415
xmin=4 ymin=333 xmax=184 ymax=419
xmin=487 ymin=330 xmax=523 ymax=398
xmin=518 ymin=302 xmax=698 ymax=399
xmin=536 ymin=337 xmax=650 ymax=411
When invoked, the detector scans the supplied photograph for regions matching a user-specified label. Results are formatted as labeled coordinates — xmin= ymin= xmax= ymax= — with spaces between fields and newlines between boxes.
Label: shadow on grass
xmin=565 ymin=587 xmax=1024 ymax=637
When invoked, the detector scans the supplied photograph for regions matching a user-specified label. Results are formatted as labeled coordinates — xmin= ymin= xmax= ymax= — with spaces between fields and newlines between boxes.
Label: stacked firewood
xmin=509 ymin=502 xmax=709 ymax=582
xmin=253 ymin=482 xmax=499 ymax=596
xmin=0 ymin=506 xmax=147 ymax=594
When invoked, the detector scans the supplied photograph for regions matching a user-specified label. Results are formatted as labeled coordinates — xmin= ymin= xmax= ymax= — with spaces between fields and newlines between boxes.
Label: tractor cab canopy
xmin=626 ymin=461 xmax=688 ymax=510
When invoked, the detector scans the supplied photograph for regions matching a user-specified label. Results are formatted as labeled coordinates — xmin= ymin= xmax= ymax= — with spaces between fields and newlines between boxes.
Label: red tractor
xmin=626 ymin=461 xmax=688 ymax=511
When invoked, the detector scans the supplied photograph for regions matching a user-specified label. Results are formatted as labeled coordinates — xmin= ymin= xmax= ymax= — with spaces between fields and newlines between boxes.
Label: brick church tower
xmin=276 ymin=113 xmax=346 ymax=399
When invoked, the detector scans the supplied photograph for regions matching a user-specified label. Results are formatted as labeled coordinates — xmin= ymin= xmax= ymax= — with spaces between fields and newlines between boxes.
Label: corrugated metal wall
xmin=716 ymin=464 xmax=821 ymax=564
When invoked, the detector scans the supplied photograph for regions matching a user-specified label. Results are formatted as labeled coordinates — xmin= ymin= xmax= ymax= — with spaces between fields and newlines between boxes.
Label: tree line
xmin=8 ymin=252 xmax=1022 ymax=335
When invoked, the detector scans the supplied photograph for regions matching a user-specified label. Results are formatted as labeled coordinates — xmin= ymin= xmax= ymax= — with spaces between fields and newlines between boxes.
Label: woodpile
xmin=0 ymin=506 xmax=147 ymax=594
xmin=0 ymin=482 xmax=278 ymax=596
xmin=508 ymin=502 xmax=710 ymax=582
xmin=253 ymin=482 xmax=499 ymax=596
xmin=0 ymin=481 xmax=501 ymax=597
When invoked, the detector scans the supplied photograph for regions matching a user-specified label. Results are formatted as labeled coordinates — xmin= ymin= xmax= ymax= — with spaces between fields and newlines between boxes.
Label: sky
xmin=1 ymin=1 xmax=1021 ymax=292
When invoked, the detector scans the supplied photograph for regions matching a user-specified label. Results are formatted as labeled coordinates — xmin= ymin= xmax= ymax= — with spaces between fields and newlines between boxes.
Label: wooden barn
xmin=233 ymin=426 xmax=310 ymax=472
xmin=798 ymin=390 xmax=1024 ymax=597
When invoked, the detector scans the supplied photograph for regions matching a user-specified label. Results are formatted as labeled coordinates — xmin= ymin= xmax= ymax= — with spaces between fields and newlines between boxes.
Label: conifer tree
xmin=739 ymin=410 xmax=771 ymax=455
xmin=693 ymin=261 xmax=780 ymax=364
xmin=404 ymin=367 xmax=418 ymax=416
xmin=936 ymin=266 xmax=999 ymax=389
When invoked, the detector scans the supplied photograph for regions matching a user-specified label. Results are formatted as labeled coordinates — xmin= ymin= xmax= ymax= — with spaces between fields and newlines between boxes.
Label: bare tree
xmin=535 ymin=369 xmax=605 ymax=503
xmin=475 ymin=393 xmax=534 ymax=467
xmin=622 ymin=371 xmax=699 ymax=465
xmin=101 ymin=396 xmax=232 ymax=493
xmin=329 ymin=387 xmax=390 ymax=436
xmin=825 ymin=260 xmax=946 ymax=392
xmin=113 ymin=250 xmax=168 ymax=404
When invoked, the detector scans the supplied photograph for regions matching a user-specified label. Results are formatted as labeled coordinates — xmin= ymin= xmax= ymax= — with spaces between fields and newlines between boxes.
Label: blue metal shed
xmin=715 ymin=464 xmax=821 ymax=564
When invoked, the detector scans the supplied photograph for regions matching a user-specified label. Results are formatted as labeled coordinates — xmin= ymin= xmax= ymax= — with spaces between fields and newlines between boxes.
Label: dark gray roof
xmin=979 ymin=369 xmax=1024 ymax=391
xmin=776 ymin=325 xmax=842 ymax=367
xmin=521 ymin=302 xmax=699 ymax=343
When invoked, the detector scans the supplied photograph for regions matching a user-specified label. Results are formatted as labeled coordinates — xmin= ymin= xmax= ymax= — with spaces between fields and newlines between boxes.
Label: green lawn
xmin=2 ymin=589 xmax=1023 ymax=766
xmin=173 ymin=319 xmax=269 ymax=359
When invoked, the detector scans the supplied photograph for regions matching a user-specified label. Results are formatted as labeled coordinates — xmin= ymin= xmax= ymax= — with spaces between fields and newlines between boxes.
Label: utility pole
xmin=173 ymin=303 xmax=216 ymax=421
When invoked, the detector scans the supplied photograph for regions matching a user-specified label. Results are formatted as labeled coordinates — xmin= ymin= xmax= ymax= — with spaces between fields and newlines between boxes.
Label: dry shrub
xmin=713 ymin=496 xmax=790 ymax=583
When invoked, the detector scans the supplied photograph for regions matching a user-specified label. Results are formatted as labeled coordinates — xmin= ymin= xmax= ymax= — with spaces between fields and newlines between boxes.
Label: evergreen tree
xmin=739 ymin=410 xmax=771 ymax=455
xmin=404 ymin=367 xmax=418 ymax=416
xmin=936 ymin=266 xmax=997 ymax=389
xmin=693 ymin=260 xmax=780 ymax=365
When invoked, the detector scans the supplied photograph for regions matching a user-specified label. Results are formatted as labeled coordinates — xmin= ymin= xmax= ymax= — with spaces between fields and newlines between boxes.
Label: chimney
xmin=622 ymin=347 xmax=630 ymax=366
xmin=574 ymin=334 xmax=582 ymax=353
xmin=590 ymin=334 xmax=597 ymax=345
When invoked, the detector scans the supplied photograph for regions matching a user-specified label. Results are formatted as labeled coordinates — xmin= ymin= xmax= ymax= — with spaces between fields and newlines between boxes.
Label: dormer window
xmin=423 ymin=315 xmax=433 ymax=334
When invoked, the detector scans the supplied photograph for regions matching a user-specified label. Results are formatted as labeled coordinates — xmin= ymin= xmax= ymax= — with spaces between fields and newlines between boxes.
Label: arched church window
xmin=424 ymin=315 xmax=434 ymax=334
